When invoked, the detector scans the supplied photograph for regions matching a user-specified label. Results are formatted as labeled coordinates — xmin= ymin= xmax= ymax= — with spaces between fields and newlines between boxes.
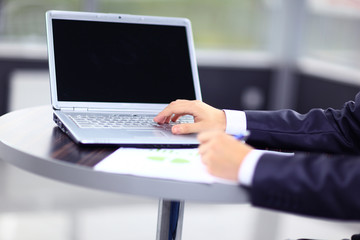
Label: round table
xmin=0 ymin=106 xmax=249 ymax=240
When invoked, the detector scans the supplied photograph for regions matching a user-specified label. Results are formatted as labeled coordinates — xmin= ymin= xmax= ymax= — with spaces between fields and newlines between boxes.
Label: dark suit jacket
xmin=244 ymin=92 xmax=360 ymax=220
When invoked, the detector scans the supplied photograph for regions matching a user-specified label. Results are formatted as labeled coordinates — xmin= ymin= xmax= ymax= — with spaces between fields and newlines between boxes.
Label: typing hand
xmin=153 ymin=100 xmax=226 ymax=134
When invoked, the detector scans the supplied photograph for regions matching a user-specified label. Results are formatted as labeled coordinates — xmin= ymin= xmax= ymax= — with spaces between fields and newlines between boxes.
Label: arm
xmin=154 ymin=94 xmax=360 ymax=154
xmin=246 ymin=93 xmax=360 ymax=154
xmin=198 ymin=131 xmax=360 ymax=220
xmin=251 ymin=152 xmax=360 ymax=220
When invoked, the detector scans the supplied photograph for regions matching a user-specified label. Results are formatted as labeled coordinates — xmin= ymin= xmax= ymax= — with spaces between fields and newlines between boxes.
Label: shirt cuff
xmin=238 ymin=149 xmax=264 ymax=186
xmin=223 ymin=109 xmax=247 ymax=135
xmin=238 ymin=150 xmax=295 ymax=186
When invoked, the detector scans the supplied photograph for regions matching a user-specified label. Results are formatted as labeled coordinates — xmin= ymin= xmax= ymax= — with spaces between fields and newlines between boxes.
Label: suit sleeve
xmin=242 ymin=92 xmax=360 ymax=219
xmin=245 ymin=93 xmax=360 ymax=154
xmin=249 ymin=152 xmax=360 ymax=220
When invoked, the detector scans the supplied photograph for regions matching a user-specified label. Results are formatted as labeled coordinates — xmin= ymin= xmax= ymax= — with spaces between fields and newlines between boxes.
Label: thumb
xmin=171 ymin=122 xmax=203 ymax=135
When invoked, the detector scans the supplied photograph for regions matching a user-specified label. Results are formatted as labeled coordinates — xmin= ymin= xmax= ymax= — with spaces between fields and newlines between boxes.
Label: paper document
xmin=94 ymin=148 xmax=236 ymax=184
xmin=94 ymin=148 xmax=294 ymax=184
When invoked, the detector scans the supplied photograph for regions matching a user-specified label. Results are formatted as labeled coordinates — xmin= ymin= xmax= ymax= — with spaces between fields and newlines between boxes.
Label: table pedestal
xmin=156 ymin=200 xmax=185 ymax=240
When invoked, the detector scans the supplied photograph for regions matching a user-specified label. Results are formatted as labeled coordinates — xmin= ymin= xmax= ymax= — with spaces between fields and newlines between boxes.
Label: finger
xmin=165 ymin=116 xmax=173 ymax=124
xmin=153 ymin=115 xmax=166 ymax=124
xmin=171 ymin=122 xmax=207 ymax=135
xmin=170 ymin=114 xmax=183 ymax=123
xmin=153 ymin=115 xmax=170 ymax=124
xmin=154 ymin=100 xmax=198 ymax=123
xmin=200 ymin=153 xmax=209 ymax=165
xmin=199 ymin=148 xmax=211 ymax=166
xmin=153 ymin=115 xmax=168 ymax=124
xmin=198 ymin=143 xmax=208 ymax=155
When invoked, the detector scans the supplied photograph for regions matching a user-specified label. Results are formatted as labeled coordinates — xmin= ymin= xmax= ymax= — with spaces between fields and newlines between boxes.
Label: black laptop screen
xmin=52 ymin=19 xmax=197 ymax=103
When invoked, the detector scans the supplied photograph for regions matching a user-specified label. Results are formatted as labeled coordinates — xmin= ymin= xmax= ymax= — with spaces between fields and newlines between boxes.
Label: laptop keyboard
xmin=67 ymin=113 xmax=194 ymax=130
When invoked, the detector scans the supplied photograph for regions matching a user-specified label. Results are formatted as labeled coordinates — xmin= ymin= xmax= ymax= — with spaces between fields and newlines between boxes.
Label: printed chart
xmin=94 ymin=148 xmax=217 ymax=184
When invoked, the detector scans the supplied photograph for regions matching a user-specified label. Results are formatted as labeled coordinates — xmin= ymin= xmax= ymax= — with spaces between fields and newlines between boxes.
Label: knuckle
xmin=170 ymin=99 xmax=184 ymax=107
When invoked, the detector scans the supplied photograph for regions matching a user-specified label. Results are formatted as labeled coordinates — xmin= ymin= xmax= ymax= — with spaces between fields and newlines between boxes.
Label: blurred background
xmin=1 ymin=0 xmax=360 ymax=239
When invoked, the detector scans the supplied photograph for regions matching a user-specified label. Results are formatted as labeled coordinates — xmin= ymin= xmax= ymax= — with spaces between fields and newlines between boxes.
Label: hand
xmin=198 ymin=131 xmax=253 ymax=181
xmin=153 ymin=100 xmax=226 ymax=134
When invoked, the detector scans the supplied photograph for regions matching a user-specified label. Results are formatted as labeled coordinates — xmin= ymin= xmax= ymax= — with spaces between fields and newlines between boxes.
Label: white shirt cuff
xmin=223 ymin=110 xmax=247 ymax=135
xmin=238 ymin=149 xmax=264 ymax=186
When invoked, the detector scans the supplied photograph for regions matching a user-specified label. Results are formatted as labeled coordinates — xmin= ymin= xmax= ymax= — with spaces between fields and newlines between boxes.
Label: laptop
xmin=45 ymin=10 xmax=202 ymax=147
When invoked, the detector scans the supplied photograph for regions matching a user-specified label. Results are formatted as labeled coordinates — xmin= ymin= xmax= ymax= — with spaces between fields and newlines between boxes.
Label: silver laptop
xmin=46 ymin=10 xmax=202 ymax=147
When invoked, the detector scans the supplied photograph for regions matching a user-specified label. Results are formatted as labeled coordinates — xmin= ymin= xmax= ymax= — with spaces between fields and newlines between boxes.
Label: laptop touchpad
xmin=127 ymin=130 xmax=167 ymax=138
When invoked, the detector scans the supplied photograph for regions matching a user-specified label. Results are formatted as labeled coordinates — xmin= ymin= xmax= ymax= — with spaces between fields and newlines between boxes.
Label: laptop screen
xmin=52 ymin=19 xmax=197 ymax=103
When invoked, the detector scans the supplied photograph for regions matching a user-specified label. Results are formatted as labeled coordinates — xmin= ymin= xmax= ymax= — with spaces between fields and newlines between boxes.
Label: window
xmin=0 ymin=0 xmax=268 ymax=51
xmin=303 ymin=0 xmax=360 ymax=69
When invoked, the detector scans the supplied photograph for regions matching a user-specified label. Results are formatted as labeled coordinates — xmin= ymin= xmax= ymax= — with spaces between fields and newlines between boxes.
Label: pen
xmin=233 ymin=131 xmax=250 ymax=141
